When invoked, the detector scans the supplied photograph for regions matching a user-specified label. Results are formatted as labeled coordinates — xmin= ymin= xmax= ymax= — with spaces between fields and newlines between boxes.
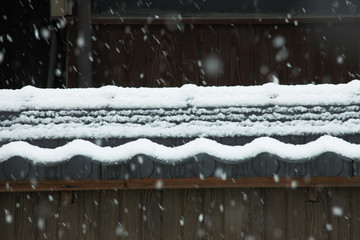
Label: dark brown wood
xmin=0 ymin=192 xmax=15 ymax=239
xmin=140 ymin=189 xmax=162 ymax=240
xmin=351 ymin=188 xmax=360 ymax=240
xmin=1 ymin=188 xmax=360 ymax=239
xmin=35 ymin=192 xmax=59 ymax=240
xmin=328 ymin=188 xmax=351 ymax=240
xmin=120 ymin=190 xmax=141 ymax=239
xmin=59 ymin=191 xmax=78 ymax=240
xmin=99 ymin=190 xmax=121 ymax=239
xmin=183 ymin=189 xmax=203 ymax=239
xmin=67 ymin=23 xmax=360 ymax=88
xmin=15 ymin=192 xmax=38 ymax=240
xmin=85 ymin=16 xmax=360 ymax=25
xmin=286 ymin=189 xmax=307 ymax=240
xmin=78 ymin=191 xmax=99 ymax=240
xmin=162 ymin=189 xmax=183 ymax=239
xmin=224 ymin=188 xmax=245 ymax=239
xmin=244 ymin=189 xmax=265 ymax=239
xmin=203 ymin=188 xmax=224 ymax=239
xmin=306 ymin=189 xmax=330 ymax=240
xmin=265 ymin=188 xmax=286 ymax=240
xmin=3 ymin=177 xmax=360 ymax=192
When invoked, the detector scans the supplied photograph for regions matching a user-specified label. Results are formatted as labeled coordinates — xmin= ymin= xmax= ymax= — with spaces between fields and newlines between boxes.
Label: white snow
xmin=1 ymin=81 xmax=360 ymax=140
xmin=0 ymin=135 xmax=359 ymax=164
xmin=0 ymin=80 xmax=360 ymax=111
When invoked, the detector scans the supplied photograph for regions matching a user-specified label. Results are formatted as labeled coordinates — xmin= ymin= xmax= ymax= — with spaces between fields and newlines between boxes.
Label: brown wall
xmin=1 ymin=187 xmax=359 ymax=239
xmin=67 ymin=22 xmax=360 ymax=88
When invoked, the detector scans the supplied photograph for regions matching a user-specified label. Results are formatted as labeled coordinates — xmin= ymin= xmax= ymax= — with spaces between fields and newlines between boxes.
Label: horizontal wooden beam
xmin=65 ymin=16 xmax=360 ymax=25
xmin=1 ymin=177 xmax=360 ymax=192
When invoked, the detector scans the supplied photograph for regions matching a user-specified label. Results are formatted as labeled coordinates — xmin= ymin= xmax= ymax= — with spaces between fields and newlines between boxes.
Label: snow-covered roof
xmin=1 ymin=80 xmax=360 ymax=141
xmin=0 ymin=81 xmax=360 ymax=181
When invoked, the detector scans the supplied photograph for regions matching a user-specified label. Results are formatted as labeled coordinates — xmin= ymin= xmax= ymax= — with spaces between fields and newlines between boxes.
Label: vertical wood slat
xmin=121 ymin=190 xmax=142 ymax=239
xmin=286 ymin=189 xmax=307 ymax=240
xmin=224 ymin=188 xmax=245 ymax=239
xmin=36 ymin=192 xmax=59 ymax=240
xmin=328 ymin=188 xmax=351 ymax=240
xmin=78 ymin=191 xmax=99 ymax=240
xmin=140 ymin=189 xmax=162 ymax=240
xmin=99 ymin=190 xmax=121 ymax=239
xmin=183 ymin=189 xmax=204 ymax=240
xmin=163 ymin=189 xmax=183 ymax=240
xmin=306 ymin=189 xmax=330 ymax=240
xmin=15 ymin=192 xmax=38 ymax=240
xmin=58 ymin=191 xmax=78 ymax=240
xmin=0 ymin=192 xmax=15 ymax=239
xmin=351 ymin=188 xmax=360 ymax=240
xmin=244 ymin=189 xmax=265 ymax=240
xmin=203 ymin=188 xmax=224 ymax=239
xmin=265 ymin=188 xmax=286 ymax=240
xmin=4 ymin=187 xmax=360 ymax=239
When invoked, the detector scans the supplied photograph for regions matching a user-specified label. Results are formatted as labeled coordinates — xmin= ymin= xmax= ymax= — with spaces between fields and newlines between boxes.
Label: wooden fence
xmin=1 ymin=187 xmax=359 ymax=239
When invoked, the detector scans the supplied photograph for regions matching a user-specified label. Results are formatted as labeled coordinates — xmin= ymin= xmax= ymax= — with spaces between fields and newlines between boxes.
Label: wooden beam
xmin=65 ymin=16 xmax=360 ymax=25
xmin=1 ymin=177 xmax=360 ymax=192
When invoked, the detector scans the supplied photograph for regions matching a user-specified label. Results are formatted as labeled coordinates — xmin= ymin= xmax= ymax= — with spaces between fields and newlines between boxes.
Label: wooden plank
xmin=15 ymin=192 xmax=39 ymax=240
xmin=0 ymin=192 xmax=15 ymax=239
xmin=35 ymin=192 xmax=59 ymax=240
xmin=163 ymin=189 xmax=183 ymax=239
xmin=99 ymin=190 xmax=122 ymax=239
xmin=58 ymin=191 xmax=78 ymax=240
xmin=3 ymin=177 xmax=360 ymax=192
xmin=203 ymin=188 xmax=224 ymax=239
xmin=286 ymin=189 xmax=307 ymax=240
xmin=351 ymin=188 xmax=360 ymax=240
xmin=183 ymin=189 xmax=204 ymax=239
xmin=87 ymin=16 xmax=360 ymax=25
xmin=121 ymin=190 xmax=141 ymax=239
xmin=327 ymin=188 xmax=351 ymax=240
xmin=265 ymin=188 xmax=286 ymax=240
xmin=140 ymin=189 xmax=162 ymax=240
xmin=78 ymin=191 xmax=99 ymax=240
xmin=306 ymin=188 xmax=330 ymax=240
xmin=243 ymin=189 xmax=265 ymax=239
xmin=224 ymin=188 xmax=245 ymax=239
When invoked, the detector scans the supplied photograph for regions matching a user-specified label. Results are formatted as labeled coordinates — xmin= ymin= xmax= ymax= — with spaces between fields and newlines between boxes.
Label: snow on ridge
xmin=0 ymin=136 xmax=359 ymax=164
xmin=0 ymin=80 xmax=360 ymax=111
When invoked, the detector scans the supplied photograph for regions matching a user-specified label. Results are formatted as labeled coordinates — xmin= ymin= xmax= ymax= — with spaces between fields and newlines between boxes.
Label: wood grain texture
xmin=203 ymin=188 xmax=224 ymax=239
xmin=163 ymin=189 xmax=183 ymax=239
xmin=140 ymin=189 xmax=162 ymax=240
xmin=58 ymin=191 xmax=78 ymax=240
xmin=183 ymin=189 xmax=204 ymax=240
xmin=15 ymin=192 xmax=38 ymax=240
xmin=244 ymin=189 xmax=265 ymax=240
xmin=265 ymin=188 xmax=286 ymax=240
xmin=121 ymin=190 xmax=141 ymax=239
xmin=0 ymin=192 xmax=15 ymax=239
xmin=99 ymin=190 xmax=121 ymax=239
xmin=78 ymin=191 xmax=100 ymax=240
xmin=3 ymin=177 xmax=360 ymax=192
xmin=286 ymin=189 xmax=307 ymax=240
xmin=224 ymin=188 xmax=246 ymax=239
xmin=306 ymin=189 xmax=330 ymax=240
xmin=351 ymin=188 xmax=360 ymax=240
xmin=328 ymin=188 xmax=351 ymax=240
xmin=35 ymin=192 xmax=59 ymax=240
xmin=67 ymin=23 xmax=360 ymax=88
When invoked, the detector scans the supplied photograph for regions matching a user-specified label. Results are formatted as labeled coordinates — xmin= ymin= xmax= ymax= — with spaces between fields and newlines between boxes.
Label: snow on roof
xmin=0 ymin=80 xmax=360 ymax=111
xmin=0 ymin=136 xmax=359 ymax=164
xmin=1 ymin=81 xmax=360 ymax=141
xmin=0 ymin=81 xmax=360 ymax=164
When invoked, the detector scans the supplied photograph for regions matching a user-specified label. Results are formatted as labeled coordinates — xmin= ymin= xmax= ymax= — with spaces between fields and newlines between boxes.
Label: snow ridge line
xmin=0 ymin=136 xmax=359 ymax=164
